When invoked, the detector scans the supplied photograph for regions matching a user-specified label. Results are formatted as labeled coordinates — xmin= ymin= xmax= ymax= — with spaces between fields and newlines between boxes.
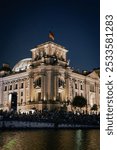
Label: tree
xmin=91 ymin=104 xmax=98 ymax=114
xmin=72 ymin=96 xmax=87 ymax=113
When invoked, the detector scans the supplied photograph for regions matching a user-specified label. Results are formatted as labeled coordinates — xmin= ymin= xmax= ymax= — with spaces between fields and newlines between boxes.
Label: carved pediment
xmin=87 ymin=71 xmax=99 ymax=79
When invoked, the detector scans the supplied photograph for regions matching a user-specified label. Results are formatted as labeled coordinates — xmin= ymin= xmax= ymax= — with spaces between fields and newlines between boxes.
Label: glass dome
xmin=12 ymin=58 xmax=32 ymax=72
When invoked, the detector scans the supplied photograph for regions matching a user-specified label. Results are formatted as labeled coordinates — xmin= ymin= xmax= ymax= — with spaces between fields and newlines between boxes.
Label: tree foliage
xmin=72 ymin=96 xmax=87 ymax=108
xmin=91 ymin=104 xmax=98 ymax=111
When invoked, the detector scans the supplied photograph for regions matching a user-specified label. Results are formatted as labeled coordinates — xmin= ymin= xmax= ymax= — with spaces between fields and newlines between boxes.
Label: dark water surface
xmin=0 ymin=129 xmax=100 ymax=150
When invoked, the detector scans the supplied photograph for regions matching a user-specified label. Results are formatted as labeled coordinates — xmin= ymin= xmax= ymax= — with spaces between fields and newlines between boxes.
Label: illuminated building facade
xmin=0 ymin=41 xmax=100 ymax=113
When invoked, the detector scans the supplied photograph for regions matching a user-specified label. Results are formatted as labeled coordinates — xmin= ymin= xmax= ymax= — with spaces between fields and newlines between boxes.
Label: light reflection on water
xmin=0 ymin=129 xmax=100 ymax=150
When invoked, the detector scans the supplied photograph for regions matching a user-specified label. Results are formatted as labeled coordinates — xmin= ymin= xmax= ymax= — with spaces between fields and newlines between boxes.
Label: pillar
xmin=0 ymin=80 xmax=3 ymax=106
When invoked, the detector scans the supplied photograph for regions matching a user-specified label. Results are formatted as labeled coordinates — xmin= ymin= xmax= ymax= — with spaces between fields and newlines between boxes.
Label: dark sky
xmin=0 ymin=0 xmax=100 ymax=72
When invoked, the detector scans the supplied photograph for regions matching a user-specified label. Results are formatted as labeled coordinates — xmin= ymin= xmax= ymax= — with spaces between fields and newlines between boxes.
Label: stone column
xmin=41 ymin=74 xmax=44 ymax=100
xmin=47 ymin=70 xmax=53 ymax=100
xmin=54 ymin=72 xmax=57 ymax=100
xmin=84 ymin=80 xmax=86 ymax=98
xmin=65 ymin=73 xmax=70 ymax=100
xmin=56 ymin=75 xmax=59 ymax=100
xmin=18 ymin=79 xmax=20 ymax=105
xmin=95 ymin=83 xmax=99 ymax=105
xmin=77 ymin=80 xmax=79 ymax=96
xmin=69 ymin=78 xmax=72 ymax=101
xmin=44 ymin=73 xmax=48 ymax=100
xmin=6 ymin=83 xmax=9 ymax=107
xmin=85 ymin=80 xmax=90 ymax=105
xmin=30 ymin=77 xmax=34 ymax=101
xmin=85 ymin=80 xmax=90 ymax=113
xmin=23 ymin=79 xmax=26 ymax=104
xmin=51 ymin=72 xmax=54 ymax=100
xmin=28 ymin=73 xmax=34 ymax=102
xmin=26 ymin=78 xmax=30 ymax=103
xmin=0 ymin=80 xmax=3 ymax=106
xmin=43 ymin=74 xmax=46 ymax=100
xmin=78 ymin=80 xmax=81 ymax=95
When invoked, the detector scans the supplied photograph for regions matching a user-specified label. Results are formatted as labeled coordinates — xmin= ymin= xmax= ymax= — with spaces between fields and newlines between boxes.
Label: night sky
xmin=0 ymin=0 xmax=100 ymax=72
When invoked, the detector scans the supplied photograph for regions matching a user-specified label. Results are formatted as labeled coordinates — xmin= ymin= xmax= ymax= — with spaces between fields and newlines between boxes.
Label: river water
xmin=0 ymin=129 xmax=100 ymax=150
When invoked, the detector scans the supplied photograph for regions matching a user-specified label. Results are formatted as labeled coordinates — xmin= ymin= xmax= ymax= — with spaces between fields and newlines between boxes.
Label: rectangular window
xmin=4 ymin=86 xmax=7 ymax=91
xmin=15 ymin=84 xmax=18 ymax=89
xmin=37 ymin=78 xmax=41 ymax=87
xmin=9 ymin=85 xmax=12 ymax=90
xmin=21 ymin=83 xmax=24 ymax=88
xmin=21 ymin=91 xmax=23 ymax=96
xmin=21 ymin=99 xmax=23 ymax=104
xmin=80 ymin=84 xmax=83 ymax=90
xmin=75 ymin=83 xmax=77 ymax=89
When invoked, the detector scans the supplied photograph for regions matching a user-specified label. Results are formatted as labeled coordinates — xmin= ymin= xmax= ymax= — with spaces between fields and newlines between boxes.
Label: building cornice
xmin=31 ymin=41 xmax=68 ymax=53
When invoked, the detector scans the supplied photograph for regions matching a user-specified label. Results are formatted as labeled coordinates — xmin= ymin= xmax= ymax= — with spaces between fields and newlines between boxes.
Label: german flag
xmin=49 ymin=32 xmax=54 ymax=41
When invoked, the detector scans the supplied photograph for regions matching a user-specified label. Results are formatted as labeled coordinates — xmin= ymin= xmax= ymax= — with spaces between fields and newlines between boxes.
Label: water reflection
xmin=75 ymin=130 xmax=100 ymax=150
xmin=0 ymin=129 xmax=100 ymax=150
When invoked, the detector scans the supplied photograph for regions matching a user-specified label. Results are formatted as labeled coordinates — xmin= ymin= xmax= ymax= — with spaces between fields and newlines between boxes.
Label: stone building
xmin=0 ymin=41 xmax=100 ymax=113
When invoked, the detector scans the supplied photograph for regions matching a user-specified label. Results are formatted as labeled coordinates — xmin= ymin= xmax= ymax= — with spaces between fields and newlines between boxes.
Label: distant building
xmin=0 ymin=41 xmax=100 ymax=113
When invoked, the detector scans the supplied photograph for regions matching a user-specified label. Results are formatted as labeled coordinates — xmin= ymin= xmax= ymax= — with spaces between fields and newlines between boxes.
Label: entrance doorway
xmin=9 ymin=92 xmax=17 ymax=111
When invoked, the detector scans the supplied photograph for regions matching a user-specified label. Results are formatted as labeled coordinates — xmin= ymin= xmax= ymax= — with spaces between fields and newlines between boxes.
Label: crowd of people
xmin=0 ymin=109 xmax=100 ymax=126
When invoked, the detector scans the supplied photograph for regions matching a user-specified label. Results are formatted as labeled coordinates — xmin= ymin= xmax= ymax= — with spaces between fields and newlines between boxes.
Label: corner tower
xmin=30 ymin=41 xmax=68 ymax=67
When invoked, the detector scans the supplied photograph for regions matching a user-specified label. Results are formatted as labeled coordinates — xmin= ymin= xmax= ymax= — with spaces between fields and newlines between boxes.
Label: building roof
xmin=12 ymin=58 xmax=32 ymax=72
